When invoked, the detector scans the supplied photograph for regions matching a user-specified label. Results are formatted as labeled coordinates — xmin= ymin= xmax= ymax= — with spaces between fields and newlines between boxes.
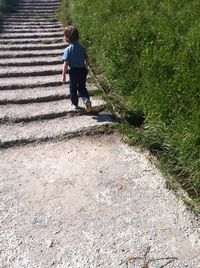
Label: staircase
xmin=0 ymin=0 xmax=113 ymax=149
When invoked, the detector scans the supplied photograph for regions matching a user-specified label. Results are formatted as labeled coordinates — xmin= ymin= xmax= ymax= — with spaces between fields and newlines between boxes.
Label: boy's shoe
xmin=71 ymin=104 xmax=79 ymax=110
xmin=85 ymin=100 xmax=92 ymax=113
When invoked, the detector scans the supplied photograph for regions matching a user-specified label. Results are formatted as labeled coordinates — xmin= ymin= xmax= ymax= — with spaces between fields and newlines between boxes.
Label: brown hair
xmin=64 ymin=25 xmax=79 ymax=43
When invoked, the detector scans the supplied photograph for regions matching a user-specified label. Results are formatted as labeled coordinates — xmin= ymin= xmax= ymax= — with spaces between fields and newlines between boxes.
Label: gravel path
xmin=0 ymin=1 xmax=199 ymax=267
xmin=0 ymin=135 xmax=199 ymax=268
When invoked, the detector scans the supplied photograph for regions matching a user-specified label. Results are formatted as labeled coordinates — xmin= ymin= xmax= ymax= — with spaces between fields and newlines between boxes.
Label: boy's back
xmin=63 ymin=43 xmax=87 ymax=69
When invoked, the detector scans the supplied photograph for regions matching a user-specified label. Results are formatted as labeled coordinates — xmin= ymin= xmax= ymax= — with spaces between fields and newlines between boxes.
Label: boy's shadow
xmin=77 ymin=106 xmax=114 ymax=123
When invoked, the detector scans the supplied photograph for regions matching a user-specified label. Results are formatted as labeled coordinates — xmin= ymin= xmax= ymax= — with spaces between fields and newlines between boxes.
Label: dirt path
xmin=1 ymin=134 xmax=199 ymax=268
xmin=0 ymin=1 xmax=199 ymax=267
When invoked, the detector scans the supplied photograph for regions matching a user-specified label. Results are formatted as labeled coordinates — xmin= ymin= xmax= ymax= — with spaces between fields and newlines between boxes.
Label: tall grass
xmin=59 ymin=0 xmax=200 ymax=204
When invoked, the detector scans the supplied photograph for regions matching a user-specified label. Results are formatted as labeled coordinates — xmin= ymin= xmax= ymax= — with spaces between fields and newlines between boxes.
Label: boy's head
xmin=64 ymin=26 xmax=79 ymax=44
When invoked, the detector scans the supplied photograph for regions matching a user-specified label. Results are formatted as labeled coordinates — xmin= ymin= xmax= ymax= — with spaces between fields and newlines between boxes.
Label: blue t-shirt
xmin=62 ymin=43 xmax=87 ymax=68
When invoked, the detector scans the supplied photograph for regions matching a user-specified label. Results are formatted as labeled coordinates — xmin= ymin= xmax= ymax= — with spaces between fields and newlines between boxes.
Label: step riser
xmin=0 ymin=94 xmax=67 ymax=105
xmin=0 ymin=70 xmax=61 ymax=79
xmin=0 ymin=87 xmax=98 ymax=105
xmin=15 ymin=5 xmax=60 ymax=10
xmin=5 ymin=11 xmax=57 ymax=15
xmin=0 ymin=81 xmax=62 ymax=90
xmin=17 ymin=1 xmax=61 ymax=4
xmin=0 ymin=111 xmax=74 ymax=124
xmin=4 ymin=14 xmax=57 ymax=19
xmin=1 ymin=22 xmax=62 ymax=26
xmin=0 ymin=44 xmax=64 ymax=51
xmin=3 ymin=18 xmax=58 ymax=22
xmin=0 ymin=39 xmax=62 ymax=45
xmin=18 ymin=1 xmax=61 ymax=3
xmin=0 ymin=24 xmax=62 ymax=29
xmin=0 ymin=103 xmax=106 ymax=124
xmin=0 ymin=125 xmax=112 ymax=150
xmin=1 ymin=29 xmax=63 ymax=33
xmin=0 ymin=34 xmax=62 ymax=39
xmin=0 ymin=60 xmax=61 ymax=67
xmin=16 ymin=3 xmax=60 ymax=7
xmin=0 ymin=52 xmax=61 ymax=59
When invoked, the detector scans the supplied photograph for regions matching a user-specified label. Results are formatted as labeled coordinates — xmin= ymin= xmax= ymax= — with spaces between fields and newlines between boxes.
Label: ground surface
xmin=0 ymin=134 xmax=199 ymax=268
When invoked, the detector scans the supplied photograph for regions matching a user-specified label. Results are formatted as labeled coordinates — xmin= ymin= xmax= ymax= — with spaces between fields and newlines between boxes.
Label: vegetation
xmin=58 ymin=0 xmax=200 ymax=206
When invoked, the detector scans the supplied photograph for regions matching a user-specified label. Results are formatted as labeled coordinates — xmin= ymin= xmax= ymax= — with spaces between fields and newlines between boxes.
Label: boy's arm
xmin=62 ymin=60 xmax=68 ymax=83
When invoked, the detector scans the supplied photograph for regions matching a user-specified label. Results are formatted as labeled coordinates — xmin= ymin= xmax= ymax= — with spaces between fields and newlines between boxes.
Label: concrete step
xmin=3 ymin=17 xmax=59 ymax=23
xmin=0 ymin=56 xmax=62 ymax=67
xmin=0 ymin=37 xmax=62 ymax=45
xmin=15 ymin=4 xmax=60 ymax=10
xmin=16 ymin=5 xmax=60 ymax=10
xmin=0 ymin=83 xmax=99 ymax=104
xmin=19 ymin=0 xmax=60 ymax=4
xmin=0 ymin=97 xmax=106 ymax=123
xmin=0 ymin=113 xmax=113 ymax=149
xmin=0 ymin=74 xmax=63 ymax=90
xmin=5 ymin=11 xmax=57 ymax=17
xmin=0 ymin=28 xmax=63 ymax=34
xmin=0 ymin=43 xmax=64 ymax=51
xmin=7 ymin=9 xmax=57 ymax=14
xmin=0 ymin=32 xmax=62 ymax=39
xmin=0 ymin=64 xmax=62 ymax=78
xmin=0 ymin=24 xmax=62 ymax=30
xmin=1 ymin=21 xmax=62 ymax=27
xmin=0 ymin=85 xmax=67 ymax=104
xmin=0 ymin=49 xmax=62 ymax=59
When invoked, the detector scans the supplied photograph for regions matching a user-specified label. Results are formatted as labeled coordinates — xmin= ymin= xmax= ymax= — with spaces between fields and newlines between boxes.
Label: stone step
xmin=16 ymin=1 xmax=60 ymax=6
xmin=0 ymin=64 xmax=62 ymax=78
xmin=0 ymin=97 xmax=106 ymax=123
xmin=16 ymin=5 xmax=60 ymax=9
xmin=4 ymin=14 xmax=57 ymax=20
xmin=0 ymin=49 xmax=62 ymax=59
xmin=19 ymin=0 xmax=60 ymax=4
xmin=0 ymin=43 xmax=65 ymax=51
xmin=1 ymin=28 xmax=63 ymax=34
xmin=0 ymin=37 xmax=62 ymax=45
xmin=0 ymin=74 xmax=63 ymax=90
xmin=0 ymin=85 xmax=67 ymax=104
xmin=0 ymin=56 xmax=62 ymax=67
xmin=0 ymin=24 xmax=62 ymax=30
xmin=3 ymin=17 xmax=59 ymax=23
xmin=1 ymin=21 xmax=62 ymax=27
xmin=5 ymin=11 xmax=57 ymax=17
xmin=0 ymin=32 xmax=62 ymax=39
xmin=0 ymin=83 xmax=98 ymax=104
xmin=15 ymin=4 xmax=60 ymax=10
xmin=0 ymin=113 xmax=113 ymax=149
xmin=8 ymin=9 xmax=57 ymax=13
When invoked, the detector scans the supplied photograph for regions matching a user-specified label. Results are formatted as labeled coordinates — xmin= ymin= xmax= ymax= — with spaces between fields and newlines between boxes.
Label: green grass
xmin=59 ymin=0 xmax=200 ymax=208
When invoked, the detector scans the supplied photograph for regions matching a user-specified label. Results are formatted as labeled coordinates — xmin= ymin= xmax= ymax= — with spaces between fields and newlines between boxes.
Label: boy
xmin=62 ymin=25 xmax=92 ymax=112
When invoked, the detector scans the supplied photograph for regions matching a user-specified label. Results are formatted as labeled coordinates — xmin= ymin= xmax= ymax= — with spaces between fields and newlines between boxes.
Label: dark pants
xmin=68 ymin=67 xmax=90 ymax=106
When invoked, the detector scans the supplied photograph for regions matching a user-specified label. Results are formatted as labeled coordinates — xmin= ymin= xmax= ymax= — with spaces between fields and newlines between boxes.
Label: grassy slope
xmin=60 ymin=0 xmax=200 ymax=206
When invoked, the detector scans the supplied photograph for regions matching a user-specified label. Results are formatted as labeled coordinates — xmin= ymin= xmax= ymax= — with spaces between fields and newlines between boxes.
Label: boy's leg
xmin=69 ymin=69 xmax=78 ymax=106
xmin=77 ymin=68 xmax=90 ymax=103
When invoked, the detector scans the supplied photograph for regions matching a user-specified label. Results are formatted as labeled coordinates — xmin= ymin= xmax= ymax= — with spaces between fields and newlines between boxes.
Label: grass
xmin=56 ymin=0 xmax=200 ymax=209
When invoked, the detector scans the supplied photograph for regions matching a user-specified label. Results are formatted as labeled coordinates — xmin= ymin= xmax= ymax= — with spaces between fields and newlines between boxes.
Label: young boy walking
xmin=62 ymin=25 xmax=92 ymax=112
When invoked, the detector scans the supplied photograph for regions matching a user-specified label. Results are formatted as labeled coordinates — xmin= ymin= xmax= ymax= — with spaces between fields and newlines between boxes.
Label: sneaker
xmin=71 ymin=104 xmax=78 ymax=110
xmin=85 ymin=100 xmax=92 ymax=113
